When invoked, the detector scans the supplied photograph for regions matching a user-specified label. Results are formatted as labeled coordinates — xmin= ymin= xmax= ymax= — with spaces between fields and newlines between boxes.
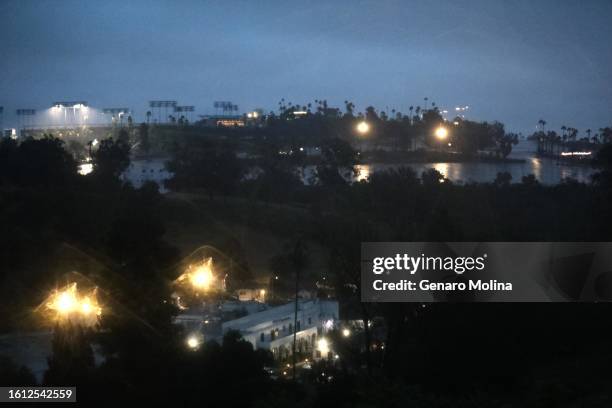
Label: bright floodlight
xmin=435 ymin=126 xmax=448 ymax=140
xmin=56 ymin=291 xmax=77 ymax=314
xmin=187 ymin=335 xmax=200 ymax=350
xmin=80 ymin=297 xmax=94 ymax=315
xmin=356 ymin=121 xmax=370 ymax=135
xmin=189 ymin=259 xmax=215 ymax=291
xmin=317 ymin=338 xmax=330 ymax=355
xmin=46 ymin=283 xmax=102 ymax=321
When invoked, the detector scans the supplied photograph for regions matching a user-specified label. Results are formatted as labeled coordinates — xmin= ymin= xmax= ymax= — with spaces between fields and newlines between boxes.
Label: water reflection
xmin=78 ymin=163 xmax=93 ymax=175
xmin=349 ymin=159 xmax=594 ymax=185
xmin=432 ymin=163 xmax=449 ymax=179
xmin=530 ymin=158 xmax=542 ymax=180
xmin=354 ymin=164 xmax=371 ymax=182
xmin=347 ymin=141 xmax=595 ymax=185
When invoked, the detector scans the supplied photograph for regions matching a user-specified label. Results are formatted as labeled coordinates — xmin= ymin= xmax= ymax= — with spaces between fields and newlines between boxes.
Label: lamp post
xmin=356 ymin=121 xmax=370 ymax=153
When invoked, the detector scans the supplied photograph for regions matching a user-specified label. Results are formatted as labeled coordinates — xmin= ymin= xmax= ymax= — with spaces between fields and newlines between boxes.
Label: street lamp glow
xmin=317 ymin=338 xmax=330 ymax=355
xmin=186 ymin=335 xmax=200 ymax=350
xmin=356 ymin=121 xmax=370 ymax=135
xmin=435 ymin=126 xmax=448 ymax=140
xmin=342 ymin=328 xmax=351 ymax=337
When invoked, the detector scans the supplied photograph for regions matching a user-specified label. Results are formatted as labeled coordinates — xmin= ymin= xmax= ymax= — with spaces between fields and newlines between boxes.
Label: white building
xmin=122 ymin=158 xmax=172 ymax=192
xmin=221 ymin=299 xmax=339 ymax=360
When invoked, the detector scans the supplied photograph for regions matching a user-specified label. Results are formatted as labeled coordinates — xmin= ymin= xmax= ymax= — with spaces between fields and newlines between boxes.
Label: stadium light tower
xmin=103 ymin=108 xmax=130 ymax=126
xmin=175 ymin=105 xmax=195 ymax=123
xmin=16 ymin=109 xmax=36 ymax=135
xmin=51 ymin=101 xmax=88 ymax=127
xmin=149 ymin=100 xmax=177 ymax=123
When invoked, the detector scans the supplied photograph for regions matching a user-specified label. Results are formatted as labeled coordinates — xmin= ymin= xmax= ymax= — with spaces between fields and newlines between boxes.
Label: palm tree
xmin=600 ymin=127 xmax=612 ymax=144
xmin=538 ymin=119 xmax=546 ymax=131
xmin=570 ymin=127 xmax=578 ymax=142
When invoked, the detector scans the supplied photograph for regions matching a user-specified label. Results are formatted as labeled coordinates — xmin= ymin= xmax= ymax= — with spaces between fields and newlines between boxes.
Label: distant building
xmin=3 ymin=129 xmax=17 ymax=139
xmin=235 ymin=288 xmax=267 ymax=302
xmin=198 ymin=115 xmax=245 ymax=128
xmin=221 ymin=299 xmax=339 ymax=360
xmin=121 ymin=158 xmax=172 ymax=192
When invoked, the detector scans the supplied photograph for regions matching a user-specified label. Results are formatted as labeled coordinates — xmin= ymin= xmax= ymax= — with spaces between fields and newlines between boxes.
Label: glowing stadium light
xmin=52 ymin=101 xmax=88 ymax=108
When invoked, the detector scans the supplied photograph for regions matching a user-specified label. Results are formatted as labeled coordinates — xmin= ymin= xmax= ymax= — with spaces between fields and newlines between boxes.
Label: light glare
xmin=435 ymin=126 xmax=448 ymax=140
xmin=356 ymin=121 xmax=370 ymax=134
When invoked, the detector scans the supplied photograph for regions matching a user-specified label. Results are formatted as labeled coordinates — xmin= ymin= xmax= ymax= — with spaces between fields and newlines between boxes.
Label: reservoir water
xmin=82 ymin=141 xmax=596 ymax=190
xmin=347 ymin=140 xmax=595 ymax=184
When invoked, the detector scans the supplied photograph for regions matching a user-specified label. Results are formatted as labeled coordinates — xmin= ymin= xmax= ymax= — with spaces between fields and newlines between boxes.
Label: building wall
xmin=222 ymin=299 xmax=339 ymax=359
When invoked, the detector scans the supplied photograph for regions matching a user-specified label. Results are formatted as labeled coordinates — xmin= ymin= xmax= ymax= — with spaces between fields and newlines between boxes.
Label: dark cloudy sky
xmin=1 ymin=0 xmax=611 ymax=133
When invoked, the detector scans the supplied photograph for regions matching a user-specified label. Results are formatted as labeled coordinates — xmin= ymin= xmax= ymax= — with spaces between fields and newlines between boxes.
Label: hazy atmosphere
xmin=2 ymin=1 xmax=612 ymax=406
xmin=2 ymin=0 xmax=611 ymax=132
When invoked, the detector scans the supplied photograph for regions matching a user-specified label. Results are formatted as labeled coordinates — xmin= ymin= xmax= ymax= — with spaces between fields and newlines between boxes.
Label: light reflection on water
xmin=354 ymin=164 xmax=371 ymax=182
xmin=87 ymin=141 xmax=595 ymax=189
xmin=77 ymin=163 xmax=93 ymax=175
xmin=347 ymin=158 xmax=593 ymax=185
xmin=305 ymin=141 xmax=595 ymax=185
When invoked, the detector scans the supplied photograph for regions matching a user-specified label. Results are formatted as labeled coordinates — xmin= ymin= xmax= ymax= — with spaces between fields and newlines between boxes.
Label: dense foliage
xmin=1 ymin=134 xmax=611 ymax=406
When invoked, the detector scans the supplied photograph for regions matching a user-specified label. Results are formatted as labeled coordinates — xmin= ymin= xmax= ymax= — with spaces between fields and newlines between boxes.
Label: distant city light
xmin=561 ymin=151 xmax=592 ymax=156
xmin=356 ymin=121 xmax=370 ymax=135
xmin=435 ymin=126 xmax=448 ymax=140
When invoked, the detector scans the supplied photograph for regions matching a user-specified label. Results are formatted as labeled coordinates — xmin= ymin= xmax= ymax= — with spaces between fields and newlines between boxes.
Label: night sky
xmin=1 ymin=0 xmax=611 ymax=133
